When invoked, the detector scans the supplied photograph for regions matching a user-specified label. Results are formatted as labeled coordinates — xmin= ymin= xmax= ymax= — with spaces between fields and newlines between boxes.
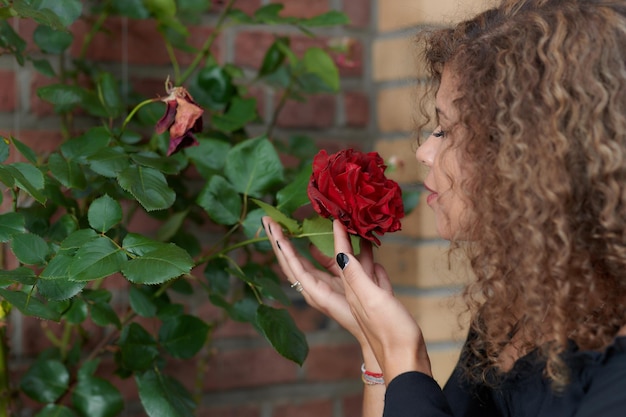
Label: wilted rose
xmin=307 ymin=149 xmax=404 ymax=245
xmin=156 ymin=79 xmax=204 ymax=156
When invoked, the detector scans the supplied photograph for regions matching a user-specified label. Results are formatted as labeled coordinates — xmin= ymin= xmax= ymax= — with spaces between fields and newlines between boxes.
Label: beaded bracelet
xmin=361 ymin=363 xmax=385 ymax=385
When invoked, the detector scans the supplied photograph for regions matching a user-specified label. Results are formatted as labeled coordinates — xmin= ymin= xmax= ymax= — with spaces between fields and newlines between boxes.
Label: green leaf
xmin=88 ymin=195 xmax=122 ymax=233
xmin=256 ymin=276 xmax=290 ymax=306
xmin=0 ymin=136 xmax=9 ymax=162
xmin=48 ymin=152 xmax=87 ymax=189
xmin=131 ymin=151 xmax=183 ymax=175
xmin=90 ymin=300 xmax=121 ymax=328
xmin=0 ymin=21 xmax=27 ymax=63
xmin=144 ymin=0 xmax=177 ymax=18
xmin=224 ymin=136 xmax=284 ymax=198
xmin=253 ymin=4 xmax=285 ymax=23
xmin=87 ymin=146 xmax=130 ymax=178
xmin=10 ymin=232 xmax=49 ymax=265
xmin=184 ymin=138 xmax=231 ymax=178
xmin=0 ymin=212 xmax=26 ymax=242
xmin=31 ymin=58 xmax=56 ymax=77
xmin=118 ymin=323 xmax=159 ymax=371
xmin=241 ymin=208 xmax=271 ymax=251
xmin=122 ymin=233 xmax=163 ymax=257
xmin=251 ymin=199 xmax=300 ymax=234
xmin=68 ymin=236 xmax=127 ymax=281
xmin=129 ymin=286 xmax=158 ymax=317
xmin=256 ymin=305 xmax=308 ymax=365
xmin=196 ymin=175 xmax=241 ymax=225
xmin=196 ymin=65 xmax=235 ymax=110
xmin=62 ymin=298 xmax=88 ymax=324
xmin=38 ymin=277 xmax=86 ymax=301
xmin=303 ymin=216 xmax=334 ymax=257
xmin=32 ymin=0 xmax=82 ymax=26
xmin=111 ymin=0 xmax=150 ymax=19
xmin=97 ymin=72 xmax=123 ymax=118
xmin=277 ymin=164 xmax=313 ymax=213
xmin=303 ymin=216 xmax=360 ymax=257
xmin=33 ymin=24 xmax=73 ymax=54
xmin=211 ymin=97 xmax=257 ymax=132
xmin=0 ymin=267 xmax=37 ymax=287
xmin=117 ymin=165 xmax=176 ymax=212
xmin=59 ymin=229 xmax=98 ymax=255
xmin=61 ymin=127 xmax=111 ymax=162
xmin=303 ymin=47 xmax=340 ymax=92
xmin=6 ymin=162 xmax=46 ymax=203
xmin=302 ymin=10 xmax=350 ymax=27
xmin=203 ymin=258 xmax=230 ymax=297
xmin=47 ymin=214 xmax=78 ymax=243
xmin=121 ymin=244 xmax=193 ymax=285
xmin=37 ymin=84 xmax=85 ymax=112
xmin=156 ymin=210 xmax=187 ymax=242
xmin=0 ymin=288 xmax=61 ymax=320
xmin=72 ymin=375 xmax=124 ymax=417
xmin=20 ymin=359 xmax=69 ymax=403
xmin=136 ymin=369 xmax=196 ymax=417
xmin=159 ymin=314 xmax=210 ymax=359
xmin=11 ymin=136 xmax=38 ymax=164
xmin=35 ymin=405 xmax=78 ymax=417
xmin=259 ymin=38 xmax=288 ymax=77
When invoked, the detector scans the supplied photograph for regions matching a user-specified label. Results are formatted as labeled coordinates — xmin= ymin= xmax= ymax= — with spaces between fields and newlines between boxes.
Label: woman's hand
xmin=261 ymin=216 xmax=374 ymax=354
xmin=262 ymin=216 xmax=431 ymax=382
xmin=330 ymin=219 xmax=432 ymax=382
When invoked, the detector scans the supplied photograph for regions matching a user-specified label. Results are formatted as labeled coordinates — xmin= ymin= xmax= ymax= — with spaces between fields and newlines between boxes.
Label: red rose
xmin=307 ymin=149 xmax=404 ymax=245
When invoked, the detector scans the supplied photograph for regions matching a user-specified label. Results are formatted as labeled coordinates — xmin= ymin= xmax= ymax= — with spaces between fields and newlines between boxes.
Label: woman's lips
xmin=424 ymin=184 xmax=438 ymax=205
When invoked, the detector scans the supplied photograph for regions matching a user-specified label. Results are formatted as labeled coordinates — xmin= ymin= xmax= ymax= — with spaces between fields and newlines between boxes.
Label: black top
xmin=384 ymin=336 xmax=626 ymax=417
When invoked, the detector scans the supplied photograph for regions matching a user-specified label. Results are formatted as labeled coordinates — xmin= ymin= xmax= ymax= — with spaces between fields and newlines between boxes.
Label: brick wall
xmin=372 ymin=0 xmax=496 ymax=386
xmin=1 ymin=0 xmax=497 ymax=415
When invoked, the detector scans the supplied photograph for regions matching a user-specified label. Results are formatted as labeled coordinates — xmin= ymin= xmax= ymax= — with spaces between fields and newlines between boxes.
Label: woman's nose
xmin=415 ymin=136 xmax=436 ymax=167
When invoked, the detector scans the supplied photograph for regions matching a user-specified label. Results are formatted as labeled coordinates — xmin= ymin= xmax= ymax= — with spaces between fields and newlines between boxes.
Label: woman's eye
xmin=433 ymin=130 xmax=446 ymax=138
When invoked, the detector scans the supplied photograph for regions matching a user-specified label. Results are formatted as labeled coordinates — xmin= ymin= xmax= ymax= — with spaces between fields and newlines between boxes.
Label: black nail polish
xmin=336 ymin=253 xmax=349 ymax=270
xmin=260 ymin=218 xmax=265 ymax=229
xmin=268 ymin=223 xmax=272 ymax=235
xmin=276 ymin=240 xmax=281 ymax=250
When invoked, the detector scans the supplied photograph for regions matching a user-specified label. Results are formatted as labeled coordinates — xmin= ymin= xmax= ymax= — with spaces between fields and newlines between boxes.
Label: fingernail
xmin=276 ymin=240 xmax=281 ymax=250
xmin=336 ymin=253 xmax=349 ymax=270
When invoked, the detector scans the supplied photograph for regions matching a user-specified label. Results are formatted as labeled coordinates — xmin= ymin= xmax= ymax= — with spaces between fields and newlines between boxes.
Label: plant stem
xmin=79 ymin=10 xmax=109 ymax=60
xmin=267 ymin=73 xmax=296 ymax=139
xmin=178 ymin=0 xmax=238 ymax=84
xmin=120 ymin=97 xmax=160 ymax=133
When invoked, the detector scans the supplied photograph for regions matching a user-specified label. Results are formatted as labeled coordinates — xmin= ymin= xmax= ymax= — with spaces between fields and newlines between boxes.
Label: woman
xmin=262 ymin=0 xmax=626 ymax=415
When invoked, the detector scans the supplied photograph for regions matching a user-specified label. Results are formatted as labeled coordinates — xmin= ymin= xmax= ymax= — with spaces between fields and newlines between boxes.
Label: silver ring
xmin=290 ymin=280 xmax=304 ymax=293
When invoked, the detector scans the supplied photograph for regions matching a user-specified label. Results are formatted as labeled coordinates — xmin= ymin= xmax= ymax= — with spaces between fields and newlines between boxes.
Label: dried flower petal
xmin=156 ymin=79 xmax=204 ymax=156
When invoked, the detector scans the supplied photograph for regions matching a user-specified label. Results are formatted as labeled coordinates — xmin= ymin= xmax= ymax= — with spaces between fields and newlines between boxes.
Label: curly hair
xmin=419 ymin=0 xmax=626 ymax=388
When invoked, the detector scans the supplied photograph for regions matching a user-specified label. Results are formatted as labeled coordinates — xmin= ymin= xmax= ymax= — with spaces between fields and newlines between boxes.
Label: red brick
xmin=342 ymin=394 xmax=364 ymax=417
xmin=276 ymin=94 xmax=335 ymax=129
xmin=273 ymin=398 xmax=333 ymax=417
xmin=271 ymin=0 xmax=330 ymax=19
xmin=304 ymin=343 xmax=362 ymax=381
xmin=0 ymin=71 xmax=17 ymax=111
xmin=343 ymin=0 xmax=371 ymax=28
xmin=197 ymin=404 xmax=260 ymax=417
xmin=71 ymin=18 xmax=220 ymax=67
xmin=176 ymin=347 xmax=299 ymax=390
xmin=344 ymin=91 xmax=369 ymax=127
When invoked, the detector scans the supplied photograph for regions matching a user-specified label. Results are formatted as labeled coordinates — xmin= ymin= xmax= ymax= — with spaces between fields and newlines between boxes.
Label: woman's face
xmin=415 ymin=66 xmax=472 ymax=240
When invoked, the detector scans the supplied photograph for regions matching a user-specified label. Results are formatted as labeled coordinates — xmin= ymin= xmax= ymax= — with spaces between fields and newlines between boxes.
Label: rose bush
xmin=307 ymin=149 xmax=404 ymax=245
xmin=0 ymin=1 xmax=418 ymax=416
